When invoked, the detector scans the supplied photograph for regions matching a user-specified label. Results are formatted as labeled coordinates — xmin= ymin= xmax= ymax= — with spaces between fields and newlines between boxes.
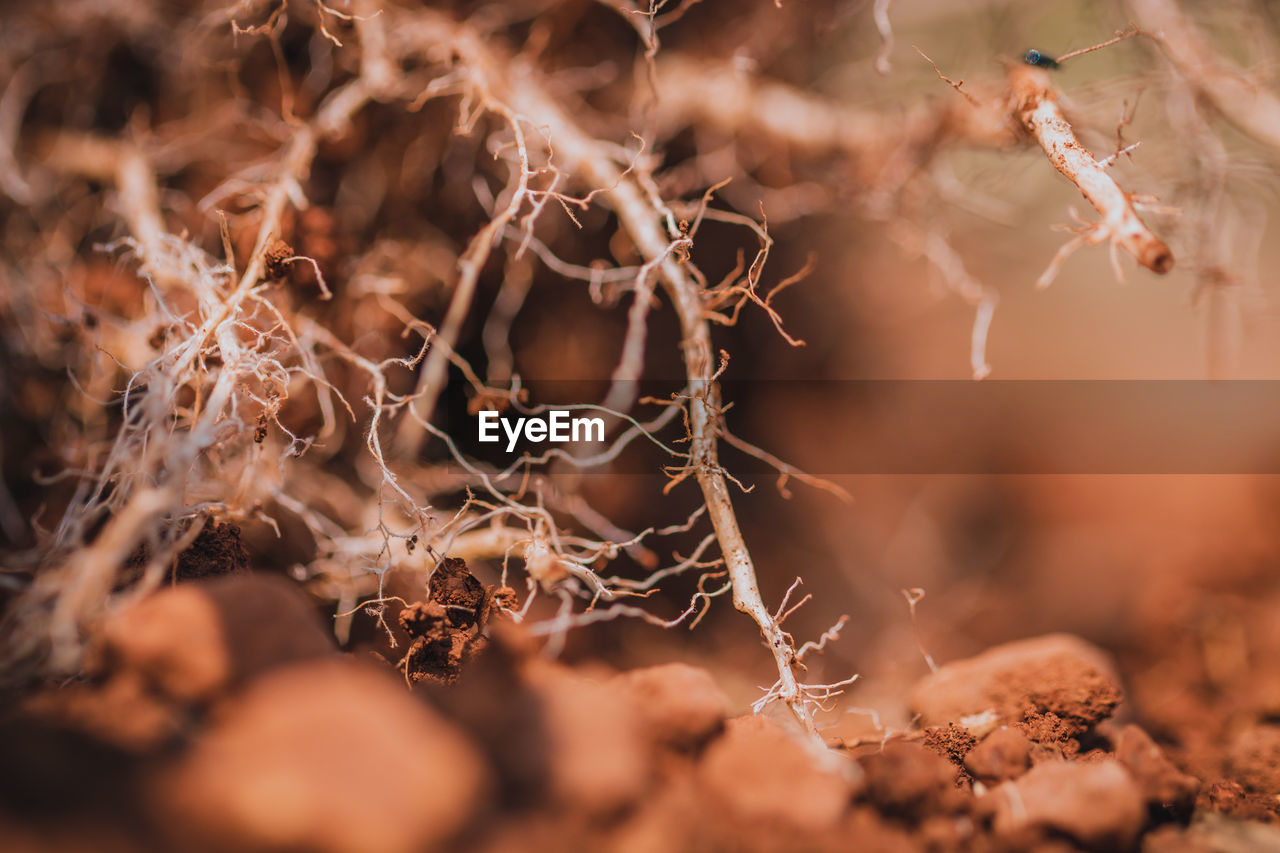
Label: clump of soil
xmin=910 ymin=633 xmax=1124 ymax=760
xmin=120 ymin=520 xmax=249 ymax=587
xmin=860 ymin=741 xmax=968 ymax=823
xmin=963 ymin=726 xmax=1031 ymax=784
xmin=173 ymin=522 xmax=250 ymax=582
xmin=843 ymin=634 xmax=1259 ymax=850
xmin=921 ymin=722 xmax=977 ymax=778
xmin=7 ymin=577 xmax=1280 ymax=853
xmin=397 ymin=556 xmax=515 ymax=684
xmin=150 ymin=659 xmax=489 ymax=853
xmin=262 ymin=239 xmax=294 ymax=281
xmin=1114 ymin=724 xmax=1200 ymax=821
xmin=984 ymin=759 xmax=1146 ymax=850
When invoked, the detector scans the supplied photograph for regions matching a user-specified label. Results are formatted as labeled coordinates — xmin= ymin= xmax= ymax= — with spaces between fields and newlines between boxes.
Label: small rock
xmin=991 ymin=759 xmax=1145 ymax=850
xmin=612 ymin=663 xmax=728 ymax=750
xmin=965 ymin=727 xmax=1032 ymax=784
xmin=1115 ymin=725 xmax=1199 ymax=814
xmin=149 ymin=659 xmax=488 ymax=853
xmin=909 ymin=633 xmax=1122 ymax=733
xmin=699 ymin=715 xmax=856 ymax=831
xmin=922 ymin=722 xmax=978 ymax=770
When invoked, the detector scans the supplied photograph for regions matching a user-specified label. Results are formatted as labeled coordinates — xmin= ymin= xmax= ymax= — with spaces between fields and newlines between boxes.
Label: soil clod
xmin=398 ymin=556 xmax=513 ymax=684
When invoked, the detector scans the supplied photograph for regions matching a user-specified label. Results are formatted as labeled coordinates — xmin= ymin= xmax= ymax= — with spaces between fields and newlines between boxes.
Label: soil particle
xmin=399 ymin=557 xmax=514 ymax=685
xmin=1195 ymin=778 xmax=1280 ymax=823
xmin=910 ymin=633 xmax=1123 ymax=735
xmin=202 ymin=574 xmax=337 ymax=684
xmin=1115 ymin=724 xmax=1200 ymax=817
xmin=120 ymin=520 xmax=249 ymax=586
xmin=94 ymin=582 xmax=230 ymax=702
xmin=94 ymin=574 xmax=334 ymax=702
xmin=398 ymin=599 xmax=478 ymax=684
xmin=1019 ymin=661 xmax=1123 ymax=735
xmin=173 ymin=522 xmax=249 ymax=581
xmin=1225 ymin=724 xmax=1280 ymax=795
xmin=699 ymin=715 xmax=857 ymax=832
xmin=20 ymin=671 xmax=183 ymax=751
xmin=428 ymin=556 xmax=487 ymax=627
xmin=262 ymin=239 xmax=293 ymax=281
xmin=149 ymin=659 xmax=488 ymax=853
xmin=611 ymin=662 xmax=729 ymax=751
xmin=1017 ymin=710 xmax=1089 ymax=758
xmin=859 ymin=741 xmax=968 ymax=823
xmin=923 ymin=722 xmax=978 ymax=769
xmin=989 ymin=758 xmax=1146 ymax=850
xmin=964 ymin=726 xmax=1032 ymax=784
xmin=526 ymin=662 xmax=651 ymax=818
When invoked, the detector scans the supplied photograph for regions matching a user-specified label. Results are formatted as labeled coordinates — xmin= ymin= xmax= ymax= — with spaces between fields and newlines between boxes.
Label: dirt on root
xmin=173 ymin=522 xmax=250 ymax=582
xmin=398 ymin=557 xmax=517 ymax=685
xmin=121 ymin=521 xmax=249 ymax=586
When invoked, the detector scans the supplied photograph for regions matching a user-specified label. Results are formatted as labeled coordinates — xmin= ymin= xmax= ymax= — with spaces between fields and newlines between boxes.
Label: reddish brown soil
xmin=121 ymin=521 xmax=248 ymax=587
xmin=172 ymin=522 xmax=250 ymax=582
xmin=396 ymin=557 xmax=514 ymax=685
xmin=3 ymin=566 xmax=1279 ymax=852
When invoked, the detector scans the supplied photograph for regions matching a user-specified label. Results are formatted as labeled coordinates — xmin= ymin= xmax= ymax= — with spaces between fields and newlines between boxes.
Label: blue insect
xmin=1023 ymin=49 xmax=1060 ymax=69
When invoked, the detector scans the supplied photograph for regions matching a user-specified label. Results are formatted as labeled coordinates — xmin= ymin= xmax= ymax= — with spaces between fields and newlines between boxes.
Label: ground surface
xmin=2 ymin=546 xmax=1278 ymax=852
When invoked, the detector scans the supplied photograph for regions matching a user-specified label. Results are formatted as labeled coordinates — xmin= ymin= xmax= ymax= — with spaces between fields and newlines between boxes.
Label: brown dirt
xmin=397 ymin=557 xmax=515 ymax=685
xmin=964 ymin=726 xmax=1032 ymax=784
xmin=922 ymin=722 xmax=978 ymax=784
xmin=909 ymin=633 xmax=1124 ymax=733
xmin=121 ymin=521 xmax=249 ymax=587
xmin=173 ymin=522 xmax=250 ymax=582
xmin=5 ymin=571 xmax=1280 ymax=851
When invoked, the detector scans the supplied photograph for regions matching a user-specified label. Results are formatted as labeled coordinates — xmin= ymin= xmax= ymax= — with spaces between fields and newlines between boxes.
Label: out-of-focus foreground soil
xmin=2 ymin=542 xmax=1278 ymax=853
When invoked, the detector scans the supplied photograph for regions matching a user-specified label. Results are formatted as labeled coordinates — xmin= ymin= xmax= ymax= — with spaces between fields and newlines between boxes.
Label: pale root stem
xmin=1009 ymin=63 xmax=1174 ymax=277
